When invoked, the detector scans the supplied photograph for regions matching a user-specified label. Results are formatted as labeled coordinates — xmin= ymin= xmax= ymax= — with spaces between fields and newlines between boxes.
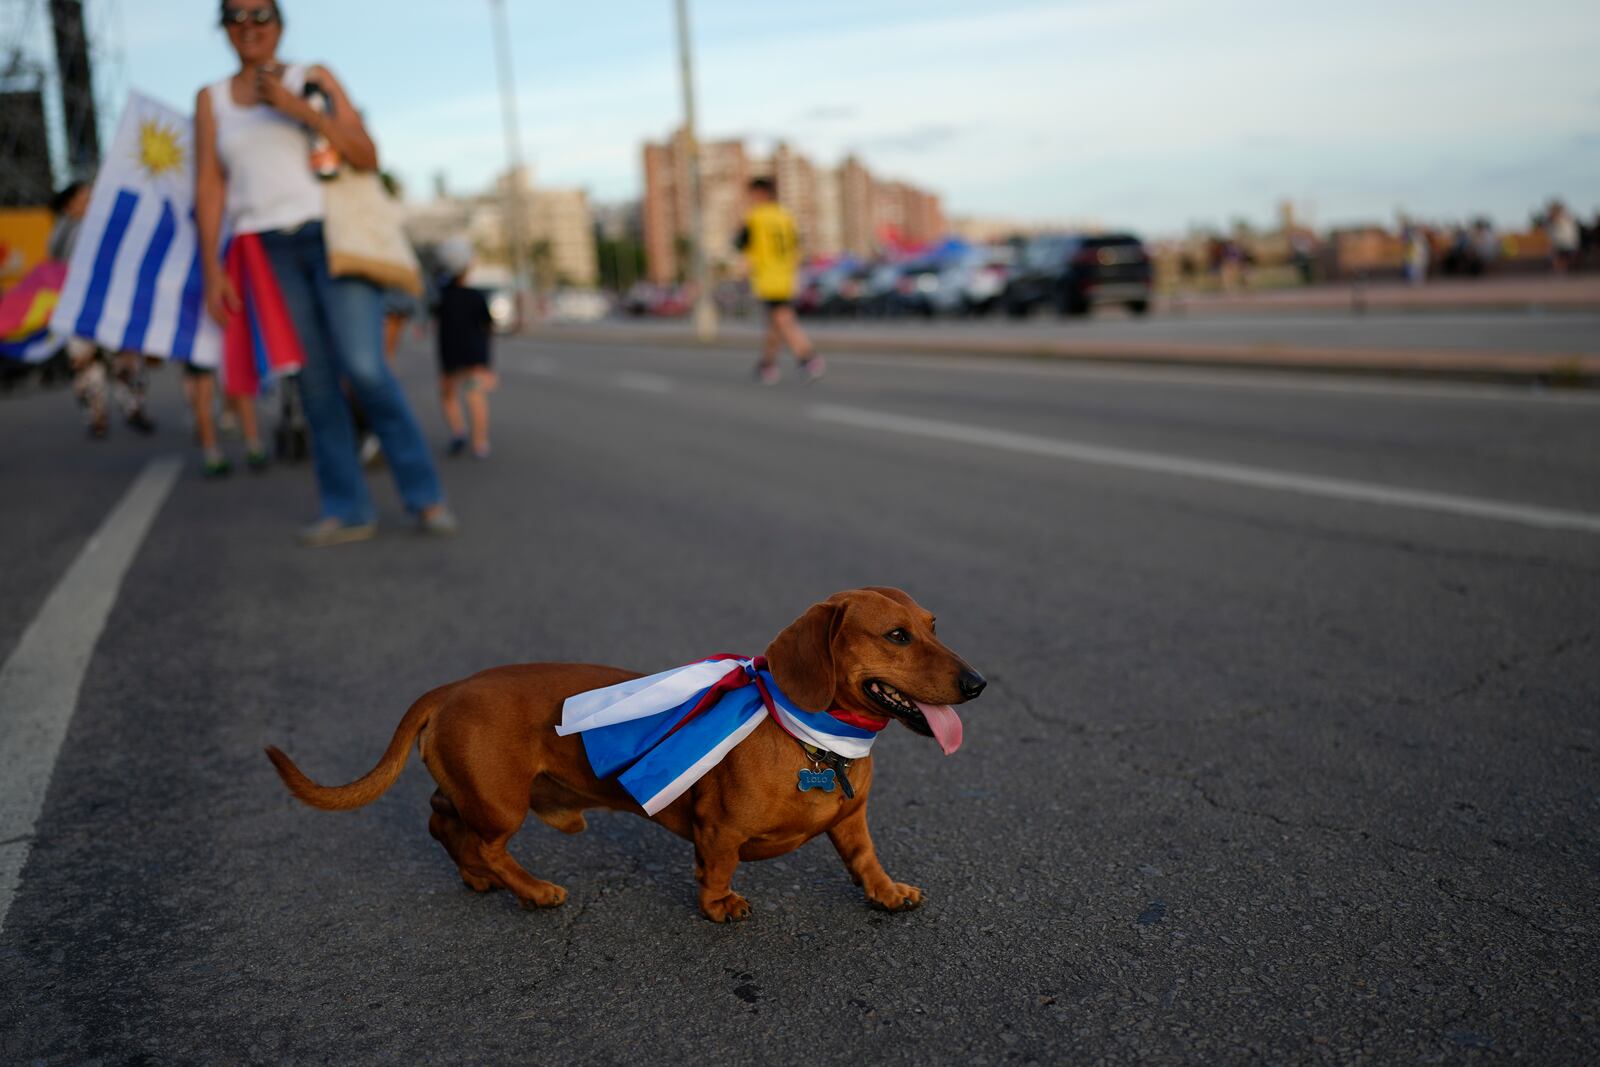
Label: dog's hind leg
xmin=437 ymin=776 xmax=568 ymax=909
xmin=428 ymin=790 xmax=496 ymax=893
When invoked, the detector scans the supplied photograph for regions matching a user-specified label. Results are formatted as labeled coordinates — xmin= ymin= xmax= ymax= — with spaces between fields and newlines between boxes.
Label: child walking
xmin=432 ymin=237 xmax=496 ymax=459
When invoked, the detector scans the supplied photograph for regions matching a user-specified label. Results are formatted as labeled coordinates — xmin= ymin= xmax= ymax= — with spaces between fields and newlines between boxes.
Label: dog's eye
xmin=885 ymin=628 xmax=912 ymax=645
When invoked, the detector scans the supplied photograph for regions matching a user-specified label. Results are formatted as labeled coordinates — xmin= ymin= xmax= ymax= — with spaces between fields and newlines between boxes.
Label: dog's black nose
xmin=958 ymin=669 xmax=987 ymax=700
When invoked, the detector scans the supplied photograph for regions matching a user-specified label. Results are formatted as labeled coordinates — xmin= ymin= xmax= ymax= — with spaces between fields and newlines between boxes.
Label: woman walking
xmin=195 ymin=0 xmax=455 ymax=545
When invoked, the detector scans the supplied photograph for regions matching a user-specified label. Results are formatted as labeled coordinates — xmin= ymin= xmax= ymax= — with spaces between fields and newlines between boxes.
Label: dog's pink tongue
xmin=915 ymin=701 xmax=963 ymax=755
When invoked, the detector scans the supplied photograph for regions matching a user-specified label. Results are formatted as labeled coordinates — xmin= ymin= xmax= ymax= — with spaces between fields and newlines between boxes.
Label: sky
xmin=16 ymin=0 xmax=1600 ymax=234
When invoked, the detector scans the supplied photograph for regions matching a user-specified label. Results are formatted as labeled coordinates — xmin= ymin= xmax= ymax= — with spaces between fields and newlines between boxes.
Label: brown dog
xmin=265 ymin=587 xmax=985 ymax=921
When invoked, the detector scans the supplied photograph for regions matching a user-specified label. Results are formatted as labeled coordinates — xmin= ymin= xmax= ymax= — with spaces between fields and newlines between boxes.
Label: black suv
xmin=1003 ymin=233 xmax=1152 ymax=317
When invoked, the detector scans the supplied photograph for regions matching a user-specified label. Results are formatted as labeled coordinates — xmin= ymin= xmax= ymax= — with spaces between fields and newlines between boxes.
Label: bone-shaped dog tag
xmin=797 ymin=767 xmax=836 ymax=793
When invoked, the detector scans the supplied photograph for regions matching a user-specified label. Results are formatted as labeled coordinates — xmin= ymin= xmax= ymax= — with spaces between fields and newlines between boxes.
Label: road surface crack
xmin=1441 ymin=631 xmax=1592 ymax=702
xmin=990 ymin=675 xmax=1275 ymax=736
xmin=1431 ymin=877 xmax=1576 ymax=941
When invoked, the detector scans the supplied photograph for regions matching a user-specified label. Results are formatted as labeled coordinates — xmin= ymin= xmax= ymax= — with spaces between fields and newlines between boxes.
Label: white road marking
xmin=831 ymin=352 xmax=1600 ymax=407
xmin=0 ymin=456 xmax=182 ymax=933
xmin=809 ymin=404 xmax=1600 ymax=535
xmin=614 ymin=371 xmax=673 ymax=393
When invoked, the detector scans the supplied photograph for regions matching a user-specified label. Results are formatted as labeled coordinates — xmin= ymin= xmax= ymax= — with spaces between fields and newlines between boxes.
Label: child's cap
xmin=436 ymin=236 xmax=474 ymax=279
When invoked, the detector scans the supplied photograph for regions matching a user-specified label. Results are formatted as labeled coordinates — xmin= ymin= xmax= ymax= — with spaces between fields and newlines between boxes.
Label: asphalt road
xmin=605 ymin=308 xmax=1600 ymax=356
xmin=2 ymin=337 xmax=1597 ymax=1065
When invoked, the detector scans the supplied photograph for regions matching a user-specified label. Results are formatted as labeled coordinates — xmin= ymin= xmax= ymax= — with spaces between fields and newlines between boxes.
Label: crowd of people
xmin=19 ymin=0 xmax=506 ymax=547
xmin=12 ymin=0 xmax=825 ymax=545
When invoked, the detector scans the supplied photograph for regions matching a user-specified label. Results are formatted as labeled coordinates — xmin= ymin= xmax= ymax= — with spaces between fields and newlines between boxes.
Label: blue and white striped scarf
xmin=558 ymin=655 xmax=882 ymax=815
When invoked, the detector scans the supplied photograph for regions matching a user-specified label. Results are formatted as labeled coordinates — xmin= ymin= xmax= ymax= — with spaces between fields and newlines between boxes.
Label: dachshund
xmin=266 ymin=587 xmax=985 ymax=921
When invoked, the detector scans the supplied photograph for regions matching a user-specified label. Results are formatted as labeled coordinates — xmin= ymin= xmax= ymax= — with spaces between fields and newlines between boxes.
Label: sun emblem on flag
xmin=137 ymin=120 xmax=185 ymax=177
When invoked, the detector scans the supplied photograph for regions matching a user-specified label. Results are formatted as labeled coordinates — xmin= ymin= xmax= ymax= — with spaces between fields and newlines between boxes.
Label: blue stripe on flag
xmin=73 ymin=189 xmax=140 ymax=340
xmin=247 ymin=288 xmax=271 ymax=382
xmin=119 ymin=199 xmax=178 ymax=352
xmin=170 ymin=245 xmax=205 ymax=362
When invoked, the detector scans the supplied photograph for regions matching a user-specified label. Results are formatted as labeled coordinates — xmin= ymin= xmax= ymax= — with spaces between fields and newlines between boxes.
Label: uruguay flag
xmin=50 ymin=91 xmax=222 ymax=369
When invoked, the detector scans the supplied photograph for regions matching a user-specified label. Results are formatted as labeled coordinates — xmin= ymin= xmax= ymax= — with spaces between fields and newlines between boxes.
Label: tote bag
xmin=322 ymin=167 xmax=423 ymax=297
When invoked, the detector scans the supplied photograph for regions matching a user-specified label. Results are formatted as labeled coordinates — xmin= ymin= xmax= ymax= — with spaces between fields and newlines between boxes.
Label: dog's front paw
xmin=867 ymin=882 xmax=922 ymax=912
xmin=701 ymin=891 xmax=753 ymax=923
xmin=516 ymin=881 xmax=568 ymax=909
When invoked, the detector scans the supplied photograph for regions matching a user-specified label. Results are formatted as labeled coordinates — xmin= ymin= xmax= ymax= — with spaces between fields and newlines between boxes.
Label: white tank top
xmin=208 ymin=63 xmax=325 ymax=235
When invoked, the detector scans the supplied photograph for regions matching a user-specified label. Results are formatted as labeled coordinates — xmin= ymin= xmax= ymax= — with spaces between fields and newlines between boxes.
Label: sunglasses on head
xmin=221 ymin=6 xmax=277 ymax=27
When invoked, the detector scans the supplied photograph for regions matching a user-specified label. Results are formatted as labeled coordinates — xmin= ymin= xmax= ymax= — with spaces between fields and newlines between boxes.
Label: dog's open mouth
xmin=863 ymin=681 xmax=963 ymax=755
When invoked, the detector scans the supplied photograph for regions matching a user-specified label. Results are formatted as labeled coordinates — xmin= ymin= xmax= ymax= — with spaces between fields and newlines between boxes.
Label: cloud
xmin=858 ymin=124 xmax=969 ymax=154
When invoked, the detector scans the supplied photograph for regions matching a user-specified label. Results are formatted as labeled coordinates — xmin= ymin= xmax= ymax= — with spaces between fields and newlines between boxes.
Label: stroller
xmin=272 ymin=373 xmax=311 ymax=463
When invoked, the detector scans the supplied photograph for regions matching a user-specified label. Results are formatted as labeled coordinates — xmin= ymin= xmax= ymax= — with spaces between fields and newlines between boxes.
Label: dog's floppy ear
xmin=765 ymin=599 xmax=841 ymax=712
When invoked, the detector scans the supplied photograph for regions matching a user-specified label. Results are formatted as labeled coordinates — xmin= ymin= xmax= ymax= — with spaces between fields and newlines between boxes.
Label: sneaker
xmin=447 ymin=437 xmax=467 ymax=457
xmin=296 ymin=517 xmax=377 ymax=547
xmin=799 ymin=354 xmax=827 ymax=382
xmin=126 ymin=410 xmax=157 ymax=434
xmin=87 ymin=418 xmax=109 ymax=440
xmin=202 ymin=456 xmax=232 ymax=479
xmin=754 ymin=362 xmax=780 ymax=386
xmin=245 ymin=448 xmax=270 ymax=472
xmin=418 ymin=506 xmax=459 ymax=537
xmin=471 ymin=444 xmax=492 ymax=460
xmin=358 ymin=434 xmax=384 ymax=469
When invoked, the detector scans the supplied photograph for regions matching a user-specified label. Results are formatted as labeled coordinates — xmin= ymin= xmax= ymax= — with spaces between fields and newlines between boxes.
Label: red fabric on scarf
xmin=222 ymin=233 xmax=305 ymax=397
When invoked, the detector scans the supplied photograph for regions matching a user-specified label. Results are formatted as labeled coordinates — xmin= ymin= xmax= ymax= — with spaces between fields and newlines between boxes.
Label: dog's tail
xmin=265 ymin=683 xmax=449 ymax=811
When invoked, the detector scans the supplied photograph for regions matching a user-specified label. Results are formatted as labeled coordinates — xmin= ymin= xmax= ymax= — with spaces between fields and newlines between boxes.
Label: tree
xmin=528 ymin=239 xmax=554 ymax=294
xmin=594 ymin=231 xmax=648 ymax=292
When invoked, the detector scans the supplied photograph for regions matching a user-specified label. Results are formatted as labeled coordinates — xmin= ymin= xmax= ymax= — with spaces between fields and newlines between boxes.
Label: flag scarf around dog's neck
xmin=557 ymin=655 xmax=884 ymax=815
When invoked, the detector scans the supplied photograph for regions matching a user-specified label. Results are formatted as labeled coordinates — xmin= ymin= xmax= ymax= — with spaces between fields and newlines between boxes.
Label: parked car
xmin=805 ymin=262 xmax=875 ymax=317
xmin=1003 ymin=233 xmax=1152 ymax=317
xmin=859 ymin=262 xmax=907 ymax=317
xmin=930 ymin=245 xmax=1014 ymax=316
xmin=622 ymin=282 xmax=690 ymax=318
xmin=890 ymin=258 xmax=945 ymax=318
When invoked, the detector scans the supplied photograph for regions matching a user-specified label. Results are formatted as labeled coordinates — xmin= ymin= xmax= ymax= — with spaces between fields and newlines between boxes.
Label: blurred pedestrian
xmin=736 ymin=178 xmax=823 ymax=385
xmin=184 ymin=362 xmax=269 ymax=477
xmin=1403 ymin=224 xmax=1429 ymax=286
xmin=382 ymin=285 xmax=421 ymax=360
xmin=1472 ymin=219 xmax=1498 ymax=276
xmin=49 ymin=182 xmax=157 ymax=439
xmin=431 ymin=236 xmax=496 ymax=459
xmin=194 ymin=0 xmax=454 ymax=545
xmin=1546 ymin=201 xmax=1579 ymax=273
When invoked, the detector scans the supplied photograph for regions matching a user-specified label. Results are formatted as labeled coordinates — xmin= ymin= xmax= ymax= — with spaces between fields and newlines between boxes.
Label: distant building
xmin=640 ymin=131 xmax=945 ymax=283
xmin=402 ymin=164 xmax=598 ymax=287
xmin=643 ymin=129 xmax=750 ymax=284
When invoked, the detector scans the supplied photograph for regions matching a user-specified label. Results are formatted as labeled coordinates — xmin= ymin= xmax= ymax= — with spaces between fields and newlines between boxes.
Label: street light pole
xmin=673 ymin=0 xmax=718 ymax=341
xmin=489 ymin=0 xmax=532 ymax=328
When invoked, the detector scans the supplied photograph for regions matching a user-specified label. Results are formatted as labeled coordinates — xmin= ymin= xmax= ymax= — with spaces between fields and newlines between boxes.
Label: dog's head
xmin=764 ymin=587 xmax=985 ymax=754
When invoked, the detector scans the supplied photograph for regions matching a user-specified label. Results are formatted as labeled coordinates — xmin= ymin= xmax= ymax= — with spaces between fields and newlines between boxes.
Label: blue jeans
xmin=259 ymin=222 xmax=443 ymax=523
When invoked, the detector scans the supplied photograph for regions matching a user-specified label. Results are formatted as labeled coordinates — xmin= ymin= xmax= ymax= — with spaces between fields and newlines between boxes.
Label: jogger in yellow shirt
xmin=736 ymin=178 xmax=824 ymax=384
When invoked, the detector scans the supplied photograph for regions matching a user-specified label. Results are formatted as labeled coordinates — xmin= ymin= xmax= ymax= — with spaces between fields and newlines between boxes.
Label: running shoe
xmin=418 ymin=506 xmax=460 ymax=537
xmin=297 ymin=517 xmax=377 ymax=547
xmin=754 ymin=362 xmax=780 ymax=386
